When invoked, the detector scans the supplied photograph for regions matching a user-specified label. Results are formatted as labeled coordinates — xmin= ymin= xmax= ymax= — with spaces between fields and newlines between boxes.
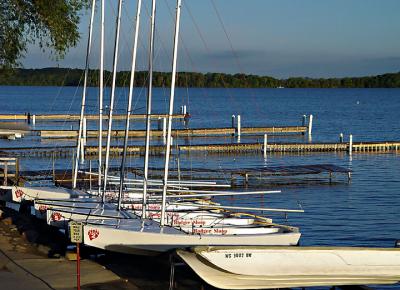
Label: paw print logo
xmin=15 ymin=189 xmax=25 ymax=198
xmin=88 ymin=229 xmax=100 ymax=240
xmin=51 ymin=212 xmax=62 ymax=221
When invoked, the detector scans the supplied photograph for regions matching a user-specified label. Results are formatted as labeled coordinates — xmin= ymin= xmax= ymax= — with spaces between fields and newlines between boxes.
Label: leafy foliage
xmin=0 ymin=0 xmax=89 ymax=69
xmin=1 ymin=68 xmax=400 ymax=88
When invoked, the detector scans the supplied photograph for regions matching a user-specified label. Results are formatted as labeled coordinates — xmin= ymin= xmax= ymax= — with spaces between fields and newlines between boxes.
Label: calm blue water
xmin=1 ymin=86 xmax=399 ymax=289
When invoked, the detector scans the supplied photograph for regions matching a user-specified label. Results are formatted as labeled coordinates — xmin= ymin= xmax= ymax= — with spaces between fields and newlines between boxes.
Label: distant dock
xmin=0 ymin=113 xmax=185 ymax=121
xmin=36 ymin=126 xmax=307 ymax=138
xmin=1 ymin=141 xmax=399 ymax=158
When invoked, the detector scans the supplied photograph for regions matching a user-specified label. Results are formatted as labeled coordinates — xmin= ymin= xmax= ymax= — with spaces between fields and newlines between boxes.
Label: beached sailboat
xmin=75 ymin=0 xmax=303 ymax=256
xmin=177 ymin=246 xmax=400 ymax=289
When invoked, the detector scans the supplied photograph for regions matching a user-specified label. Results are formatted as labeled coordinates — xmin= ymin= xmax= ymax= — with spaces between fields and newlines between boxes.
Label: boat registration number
xmin=224 ymin=252 xmax=252 ymax=259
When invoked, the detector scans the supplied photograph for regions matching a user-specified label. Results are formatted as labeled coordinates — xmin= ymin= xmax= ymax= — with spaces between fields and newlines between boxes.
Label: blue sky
xmin=22 ymin=0 xmax=400 ymax=78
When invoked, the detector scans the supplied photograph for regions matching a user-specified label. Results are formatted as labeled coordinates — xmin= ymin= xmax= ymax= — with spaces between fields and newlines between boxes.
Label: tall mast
xmin=103 ymin=0 xmax=123 ymax=201
xmin=141 ymin=0 xmax=157 ymax=218
xmin=160 ymin=0 xmax=182 ymax=227
xmin=98 ymin=0 xmax=105 ymax=196
xmin=73 ymin=0 xmax=96 ymax=189
xmin=118 ymin=0 xmax=142 ymax=211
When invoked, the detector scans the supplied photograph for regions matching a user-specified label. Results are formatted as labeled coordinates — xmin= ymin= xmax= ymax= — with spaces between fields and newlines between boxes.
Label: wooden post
xmin=263 ymin=134 xmax=268 ymax=158
xmin=308 ymin=114 xmax=313 ymax=136
xmin=231 ymin=115 xmax=236 ymax=129
xmin=349 ymin=134 xmax=353 ymax=155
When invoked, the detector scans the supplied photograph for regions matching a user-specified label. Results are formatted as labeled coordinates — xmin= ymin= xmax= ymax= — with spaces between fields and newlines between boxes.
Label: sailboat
xmin=177 ymin=246 xmax=400 ymax=289
xmin=74 ymin=0 xmax=302 ymax=256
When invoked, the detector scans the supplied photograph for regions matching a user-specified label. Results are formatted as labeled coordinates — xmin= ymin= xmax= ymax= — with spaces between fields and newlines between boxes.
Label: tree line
xmin=1 ymin=68 xmax=400 ymax=88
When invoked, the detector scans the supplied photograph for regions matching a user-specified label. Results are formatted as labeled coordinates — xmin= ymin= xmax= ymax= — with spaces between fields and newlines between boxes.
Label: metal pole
xmin=118 ymin=0 xmax=142 ymax=211
xmin=142 ymin=0 xmax=156 ymax=218
xmin=89 ymin=159 xmax=92 ymax=193
xmin=98 ymin=0 xmax=105 ymax=196
xmin=161 ymin=0 xmax=182 ymax=227
xmin=73 ymin=0 xmax=96 ymax=189
xmin=77 ymin=242 xmax=81 ymax=290
xmin=103 ymin=0 xmax=123 ymax=200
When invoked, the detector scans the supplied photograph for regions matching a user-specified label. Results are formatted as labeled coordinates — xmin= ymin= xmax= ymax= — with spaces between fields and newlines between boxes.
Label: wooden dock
xmin=37 ymin=126 xmax=307 ymax=138
xmin=0 ymin=113 xmax=185 ymax=121
xmin=1 ymin=141 xmax=399 ymax=158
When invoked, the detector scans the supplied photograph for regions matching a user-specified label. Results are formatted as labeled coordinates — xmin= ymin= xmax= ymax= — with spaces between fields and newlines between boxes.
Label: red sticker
xmin=88 ymin=229 xmax=100 ymax=240
xmin=51 ymin=212 xmax=62 ymax=221
xmin=15 ymin=189 xmax=24 ymax=198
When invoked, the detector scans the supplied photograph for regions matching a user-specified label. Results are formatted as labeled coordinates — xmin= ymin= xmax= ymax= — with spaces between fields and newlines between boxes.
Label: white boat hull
xmin=177 ymin=247 xmax=400 ymax=289
xmin=11 ymin=186 xmax=83 ymax=203
xmin=83 ymin=222 xmax=300 ymax=255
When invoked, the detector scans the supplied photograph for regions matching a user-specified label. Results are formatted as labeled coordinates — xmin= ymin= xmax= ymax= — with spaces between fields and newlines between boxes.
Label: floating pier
xmin=1 ymin=141 xmax=399 ymax=158
xmin=36 ymin=126 xmax=307 ymax=139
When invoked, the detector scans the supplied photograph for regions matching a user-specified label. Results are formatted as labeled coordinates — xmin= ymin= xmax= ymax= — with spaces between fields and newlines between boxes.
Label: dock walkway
xmin=0 ymin=141 xmax=399 ymax=158
xmin=0 ymin=113 xmax=185 ymax=121
xmin=37 ymin=126 xmax=307 ymax=138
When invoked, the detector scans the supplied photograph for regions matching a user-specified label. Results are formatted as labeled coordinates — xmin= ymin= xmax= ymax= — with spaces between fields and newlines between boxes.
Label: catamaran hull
xmin=177 ymin=247 xmax=400 ymax=289
xmin=11 ymin=186 xmax=82 ymax=203
xmin=83 ymin=224 xmax=301 ymax=255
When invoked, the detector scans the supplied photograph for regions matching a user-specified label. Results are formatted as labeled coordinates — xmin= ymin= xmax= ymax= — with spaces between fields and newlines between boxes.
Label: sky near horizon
xmin=21 ymin=0 xmax=400 ymax=78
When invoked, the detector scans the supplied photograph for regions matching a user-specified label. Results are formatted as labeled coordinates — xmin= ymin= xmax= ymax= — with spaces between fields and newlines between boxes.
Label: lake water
xmin=1 ymin=86 xmax=400 ymax=289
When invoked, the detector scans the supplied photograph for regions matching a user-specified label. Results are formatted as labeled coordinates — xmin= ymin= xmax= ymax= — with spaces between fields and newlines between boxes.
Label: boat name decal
xmin=192 ymin=228 xmax=228 ymax=235
xmin=88 ymin=229 xmax=100 ymax=240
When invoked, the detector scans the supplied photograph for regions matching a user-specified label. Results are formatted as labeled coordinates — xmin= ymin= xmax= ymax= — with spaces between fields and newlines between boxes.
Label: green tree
xmin=0 ymin=0 xmax=89 ymax=69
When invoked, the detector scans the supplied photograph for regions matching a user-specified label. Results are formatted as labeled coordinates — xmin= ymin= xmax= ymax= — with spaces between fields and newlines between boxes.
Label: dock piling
xmin=302 ymin=115 xmax=307 ymax=135
xmin=349 ymin=134 xmax=353 ymax=155
xmin=263 ymin=134 xmax=268 ymax=158
xmin=340 ymin=133 xmax=343 ymax=143
xmin=308 ymin=114 xmax=313 ymax=136
xmin=237 ymin=115 xmax=241 ymax=137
